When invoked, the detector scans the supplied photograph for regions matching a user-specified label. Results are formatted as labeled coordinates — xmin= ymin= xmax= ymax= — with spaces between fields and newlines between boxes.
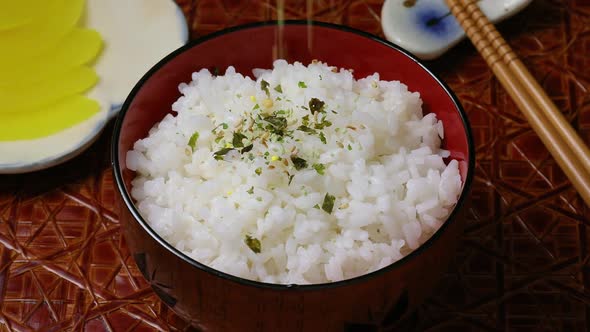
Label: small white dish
xmin=0 ymin=0 xmax=188 ymax=174
xmin=381 ymin=0 xmax=533 ymax=60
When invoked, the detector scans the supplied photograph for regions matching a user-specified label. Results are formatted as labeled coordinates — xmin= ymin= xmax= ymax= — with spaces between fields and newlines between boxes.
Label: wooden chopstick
xmin=445 ymin=0 xmax=590 ymax=207
xmin=459 ymin=0 xmax=590 ymax=175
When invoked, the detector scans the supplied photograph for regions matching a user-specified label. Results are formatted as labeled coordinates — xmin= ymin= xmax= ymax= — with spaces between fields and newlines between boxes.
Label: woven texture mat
xmin=1 ymin=0 xmax=589 ymax=331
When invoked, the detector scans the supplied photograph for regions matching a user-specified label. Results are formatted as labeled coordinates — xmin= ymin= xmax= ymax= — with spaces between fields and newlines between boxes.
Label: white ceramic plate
xmin=381 ymin=0 xmax=533 ymax=60
xmin=0 ymin=0 xmax=188 ymax=174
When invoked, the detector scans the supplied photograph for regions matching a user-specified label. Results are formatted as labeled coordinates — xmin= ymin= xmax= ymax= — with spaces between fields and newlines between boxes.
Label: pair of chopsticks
xmin=445 ymin=0 xmax=590 ymax=207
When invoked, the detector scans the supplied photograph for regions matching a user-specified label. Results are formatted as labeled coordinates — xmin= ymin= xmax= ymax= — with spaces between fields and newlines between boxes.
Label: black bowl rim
xmin=112 ymin=20 xmax=476 ymax=291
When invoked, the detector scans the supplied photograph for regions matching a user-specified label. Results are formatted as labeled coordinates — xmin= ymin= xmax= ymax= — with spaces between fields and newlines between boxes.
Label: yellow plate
xmin=0 ymin=96 xmax=100 ymax=141
xmin=0 ymin=0 xmax=83 ymax=58
xmin=0 ymin=28 xmax=102 ymax=86
xmin=0 ymin=66 xmax=98 ymax=113
xmin=0 ymin=0 xmax=57 ymax=30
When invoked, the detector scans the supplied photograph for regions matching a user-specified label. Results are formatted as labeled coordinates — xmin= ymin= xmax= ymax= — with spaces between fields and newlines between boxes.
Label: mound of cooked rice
xmin=126 ymin=60 xmax=462 ymax=284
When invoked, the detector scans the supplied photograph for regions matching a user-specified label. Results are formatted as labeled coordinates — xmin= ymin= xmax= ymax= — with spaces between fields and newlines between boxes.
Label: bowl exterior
xmin=117 ymin=195 xmax=466 ymax=331
xmin=113 ymin=22 xmax=474 ymax=331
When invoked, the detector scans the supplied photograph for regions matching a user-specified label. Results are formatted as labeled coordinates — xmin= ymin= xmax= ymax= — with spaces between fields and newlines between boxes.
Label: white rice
xmin=126 ymin=60 xmax=462 ymax=284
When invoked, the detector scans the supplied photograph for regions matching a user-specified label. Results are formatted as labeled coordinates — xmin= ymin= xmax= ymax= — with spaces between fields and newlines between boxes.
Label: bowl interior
xmin=114 ymin=21 xmax=473 ymax=283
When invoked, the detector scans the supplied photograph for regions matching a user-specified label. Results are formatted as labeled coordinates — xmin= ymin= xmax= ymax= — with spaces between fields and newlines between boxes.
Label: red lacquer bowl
xmin=112 ymin=21 xmax=475 ymax=332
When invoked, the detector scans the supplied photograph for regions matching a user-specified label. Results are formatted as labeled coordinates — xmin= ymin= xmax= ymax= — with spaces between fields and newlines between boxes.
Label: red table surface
xmin=1 ymin=1 xmax=589 ymax=331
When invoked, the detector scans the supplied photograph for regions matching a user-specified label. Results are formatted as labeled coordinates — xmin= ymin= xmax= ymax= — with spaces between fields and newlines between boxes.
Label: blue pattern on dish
xmin=381 ymin=0 xmax=533 ymax=60
xmin=415 ymin=5 xmax=461 ymax=39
